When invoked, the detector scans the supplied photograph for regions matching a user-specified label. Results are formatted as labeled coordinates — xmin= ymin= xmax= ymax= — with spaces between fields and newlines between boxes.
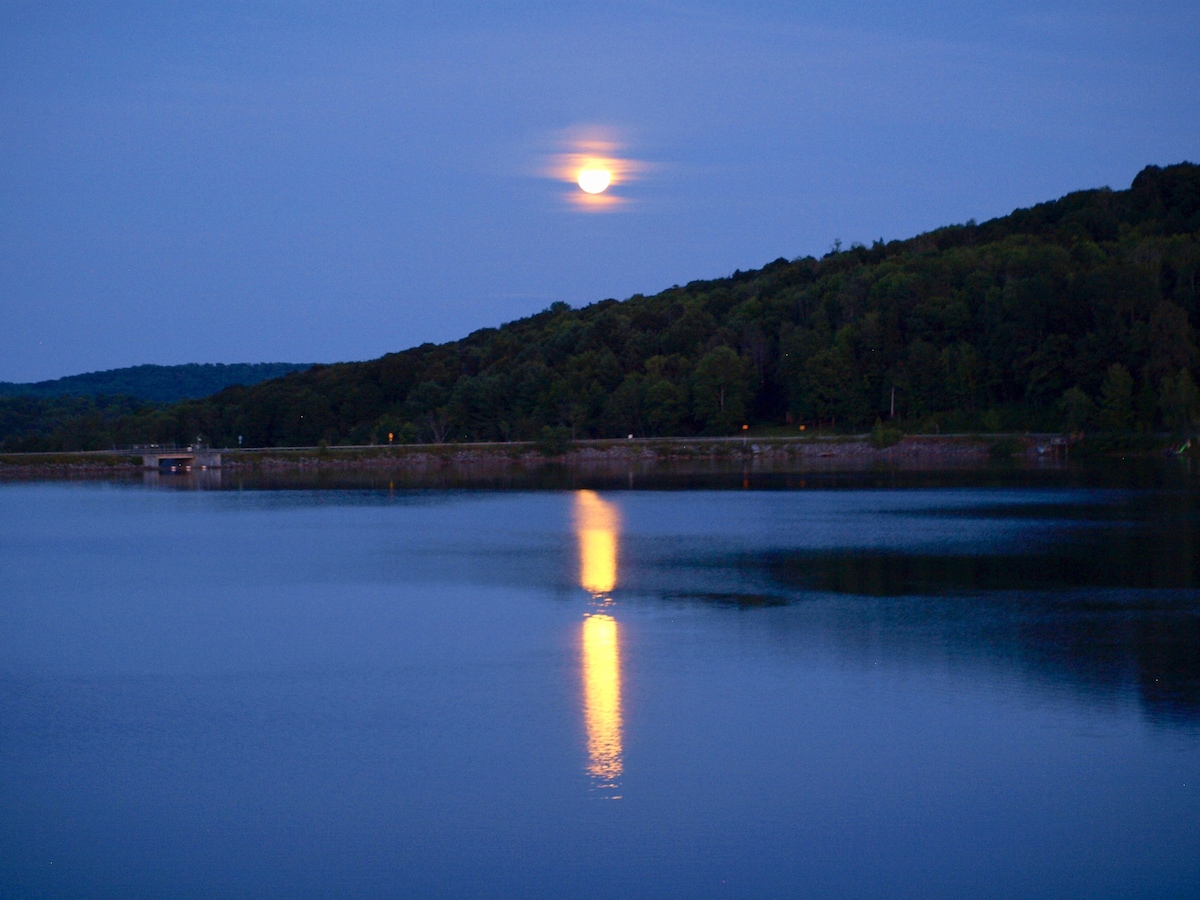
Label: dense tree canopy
xmin=4 ymin=163 xmax=1200 ymax=452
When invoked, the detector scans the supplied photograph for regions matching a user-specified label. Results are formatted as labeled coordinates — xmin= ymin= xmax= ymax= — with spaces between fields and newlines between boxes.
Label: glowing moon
xmin=577 ymin=165 xmax=612 ymax=194
xmin=545 ymin=130 xmax=647 ymax=210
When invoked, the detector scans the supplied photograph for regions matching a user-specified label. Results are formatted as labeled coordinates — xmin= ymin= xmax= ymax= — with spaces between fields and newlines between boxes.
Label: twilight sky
xmin=2 ymin=1 xmax=1198 ymax=382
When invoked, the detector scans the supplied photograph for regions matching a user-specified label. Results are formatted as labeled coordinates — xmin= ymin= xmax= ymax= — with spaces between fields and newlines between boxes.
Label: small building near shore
xmin=135 ymin=444 xmax=222 ymax=470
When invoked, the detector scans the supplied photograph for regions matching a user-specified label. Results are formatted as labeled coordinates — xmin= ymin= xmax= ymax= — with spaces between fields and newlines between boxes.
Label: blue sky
xmin=2 ymin=1 xmax=1198 ymax=381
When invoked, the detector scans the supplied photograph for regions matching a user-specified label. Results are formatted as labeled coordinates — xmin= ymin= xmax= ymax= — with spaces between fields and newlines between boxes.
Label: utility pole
xmin=890 ymin=387 xmax=895 ymax=419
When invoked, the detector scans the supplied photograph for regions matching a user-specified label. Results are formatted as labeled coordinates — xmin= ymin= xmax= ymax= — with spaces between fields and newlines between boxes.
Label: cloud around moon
xmin=544 ymin=126 xmax=650 ymax=212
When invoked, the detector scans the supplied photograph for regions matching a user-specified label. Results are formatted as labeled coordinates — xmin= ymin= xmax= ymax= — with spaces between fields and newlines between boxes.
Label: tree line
xmin=0 ymin=362 xmax=312 ymax=403
xmin=3 ymin=162 xmax=1199 ymax=453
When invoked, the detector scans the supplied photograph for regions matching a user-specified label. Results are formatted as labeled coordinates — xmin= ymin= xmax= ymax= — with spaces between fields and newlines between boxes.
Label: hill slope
xmin=4 ymin=162 xmax=1199 ymax=452
xmin=0 ymin=363 xmax=314 ymax=403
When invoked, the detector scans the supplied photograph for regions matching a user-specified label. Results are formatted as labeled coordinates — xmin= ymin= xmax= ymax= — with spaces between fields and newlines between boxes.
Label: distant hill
xmin=3 ymin=162 xmax=1199 ymax=453
xmin=0 ymin=363 xmax=313 ymax=403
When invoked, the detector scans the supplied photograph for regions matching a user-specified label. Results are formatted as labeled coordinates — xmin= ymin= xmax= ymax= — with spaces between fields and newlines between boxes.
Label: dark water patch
xmin=974 ymin=592 xmax=1200 ymax=725
xmin=768 ymin=542 xmax=1198 ymax=594
xmin=702 ymin=586 xmax=1200 ymax=726
xmin=664 ymin=591 xmax=789 ymax=608
xmin=767 ymin=490 xmax=1200 ymax=594
xmin=686 ymin=488 xmax=1200 ymax=724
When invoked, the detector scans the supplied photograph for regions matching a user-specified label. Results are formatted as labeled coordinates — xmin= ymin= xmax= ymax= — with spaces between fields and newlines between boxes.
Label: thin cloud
xmin=543 ymin=125 xmax=653 ymax=212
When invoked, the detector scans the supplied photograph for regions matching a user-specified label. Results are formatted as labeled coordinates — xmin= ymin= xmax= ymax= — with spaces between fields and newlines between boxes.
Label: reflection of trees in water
xmin=759 ymin=496 xmax=1200 ymax=725
xmin=749 ymin=578 xmax=1200 ymax=726
xmin=783 ymin=493 xmax=1200 ymax=593
xmin=668 ymin=581 xmax=1200 ymax=726
xmin=1129 ymin=615 xmax=1198 ymax=723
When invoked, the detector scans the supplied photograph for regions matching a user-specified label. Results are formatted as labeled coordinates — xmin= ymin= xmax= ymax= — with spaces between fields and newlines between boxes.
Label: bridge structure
xmin=134 ymin=444 xmax=222 ymax=470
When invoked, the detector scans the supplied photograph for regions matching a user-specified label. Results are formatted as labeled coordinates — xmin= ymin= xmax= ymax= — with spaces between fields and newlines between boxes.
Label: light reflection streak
xmin=582 ymin=613 xmax=623 ymax=795
xmin=575 ymin=490 xmax=619 ymax=596
xmin=573 ymin=490 xmax=624 ymax=796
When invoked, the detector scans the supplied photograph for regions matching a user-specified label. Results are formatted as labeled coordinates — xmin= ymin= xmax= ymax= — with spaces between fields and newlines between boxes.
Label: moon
xmin=577 ymin=165 xmax=612 ymax=194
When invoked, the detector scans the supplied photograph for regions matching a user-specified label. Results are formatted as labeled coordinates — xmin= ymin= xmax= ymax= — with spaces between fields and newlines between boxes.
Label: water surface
xmin=1 ymin=473 xmax=1198 ymax=897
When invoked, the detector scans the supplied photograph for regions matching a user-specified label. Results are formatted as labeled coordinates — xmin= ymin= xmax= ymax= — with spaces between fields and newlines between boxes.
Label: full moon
xmin=577 ymin=165 xmax=612 ymax=194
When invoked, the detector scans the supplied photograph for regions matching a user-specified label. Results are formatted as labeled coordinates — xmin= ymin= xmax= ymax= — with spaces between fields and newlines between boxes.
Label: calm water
xmin=1 ymin=470 xmax=1199 ymax=898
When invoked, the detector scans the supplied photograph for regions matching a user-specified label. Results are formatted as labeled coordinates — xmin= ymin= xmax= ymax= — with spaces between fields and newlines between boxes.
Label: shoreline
xmin=0 ymin=434 xmax=1063 ymax=478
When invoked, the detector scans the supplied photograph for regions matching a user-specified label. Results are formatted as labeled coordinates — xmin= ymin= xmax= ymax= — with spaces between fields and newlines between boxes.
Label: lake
xmin=1 ymin=465 xmax=1198 ymax=898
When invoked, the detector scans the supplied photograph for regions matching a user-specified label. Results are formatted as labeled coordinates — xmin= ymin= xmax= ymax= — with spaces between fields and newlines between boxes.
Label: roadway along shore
xmin=0 ymin=433 xmax=1077 ymax=476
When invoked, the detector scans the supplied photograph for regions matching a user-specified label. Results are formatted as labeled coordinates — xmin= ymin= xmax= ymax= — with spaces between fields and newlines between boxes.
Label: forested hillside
xmin=4 ymin=163 xmax=1199 ymax=452
xmin=0 ymin=363 xmax=313 ymax=403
